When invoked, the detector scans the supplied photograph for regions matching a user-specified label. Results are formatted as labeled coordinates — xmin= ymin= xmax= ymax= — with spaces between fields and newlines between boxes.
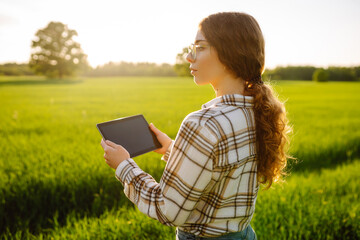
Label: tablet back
xmin=97 ymin=114 xmax=162 ymax=158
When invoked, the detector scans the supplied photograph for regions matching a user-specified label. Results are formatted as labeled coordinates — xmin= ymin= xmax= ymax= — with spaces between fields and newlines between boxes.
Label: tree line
xmin=263 ymin=66 xmax=360 ymax=82
xmin=0 ymin=21 xmax=359 ymax=81
xmin=1 ymin=61 xmax=359 ymax=81
xmin=0 ymin=63 xmax=34 ymax=76
xmin=85 ymin=62 xmax=176 ymax=77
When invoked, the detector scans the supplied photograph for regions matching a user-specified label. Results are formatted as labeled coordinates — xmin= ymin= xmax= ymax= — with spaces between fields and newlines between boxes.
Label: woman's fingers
xmin=100 ymin=139 xmax=130 ymax=169
xmin=149 ymin=123 xmax=160 ymax=135
xmin=105 ymin=140 xmax=117 ymax=148
xmin=101 ymin=139 xmax=117 ymax=157
xmin=149 ymin=123 xmax=174 ymax=155
xmin=100 ymin=139 xmax=107 ymax=150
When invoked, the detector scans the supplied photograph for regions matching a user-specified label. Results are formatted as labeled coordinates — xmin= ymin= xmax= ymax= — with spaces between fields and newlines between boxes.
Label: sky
xmin=0 ymin=0 xmax=359 ymax=69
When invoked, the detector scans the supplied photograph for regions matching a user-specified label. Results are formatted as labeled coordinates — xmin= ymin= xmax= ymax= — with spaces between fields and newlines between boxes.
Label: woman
xmin=101 ymin=12 xmax=291 ymax=240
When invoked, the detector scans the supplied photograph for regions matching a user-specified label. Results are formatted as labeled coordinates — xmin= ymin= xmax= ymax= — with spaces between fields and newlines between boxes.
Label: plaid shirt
xmin=115 ymin=94 xmax=259 ymax=237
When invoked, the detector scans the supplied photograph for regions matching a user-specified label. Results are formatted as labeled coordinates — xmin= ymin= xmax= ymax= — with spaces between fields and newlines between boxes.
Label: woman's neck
xmin=212 ymin=76 xmax=245 ymax=97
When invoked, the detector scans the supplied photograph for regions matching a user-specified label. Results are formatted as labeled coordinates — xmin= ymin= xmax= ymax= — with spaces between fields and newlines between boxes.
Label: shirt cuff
xmin=115 ymin=158 xmax=142 ymax=185
xmin=161 ymin=140 xmax=174 ymax=162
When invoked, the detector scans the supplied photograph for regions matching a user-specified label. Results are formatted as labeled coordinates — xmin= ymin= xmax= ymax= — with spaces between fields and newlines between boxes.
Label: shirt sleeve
xmin=115 ymin=118 xmax=217 ymax=226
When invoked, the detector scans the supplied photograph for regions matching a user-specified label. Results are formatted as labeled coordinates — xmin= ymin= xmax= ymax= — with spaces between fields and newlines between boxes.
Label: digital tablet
xmin=97 ymin=114 xmax=162 ymax=158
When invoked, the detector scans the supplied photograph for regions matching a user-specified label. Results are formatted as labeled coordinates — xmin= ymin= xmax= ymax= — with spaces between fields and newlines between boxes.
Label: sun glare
xmin=0 ymin=0 xmax=359 ymax=68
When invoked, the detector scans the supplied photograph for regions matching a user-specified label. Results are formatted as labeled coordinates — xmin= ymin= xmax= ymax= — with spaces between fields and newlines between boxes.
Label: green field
xmin=0 ymin=76 xmax=359 ymax=239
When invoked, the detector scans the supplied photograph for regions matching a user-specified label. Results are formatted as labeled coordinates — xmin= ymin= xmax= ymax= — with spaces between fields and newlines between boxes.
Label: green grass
xmin=0 ymin=76 xmax=359 ymax=239
xmin=276 ymin=80 xmax=360 ymax=171
xmin=5 ymin=160 xmax=359 ymax=240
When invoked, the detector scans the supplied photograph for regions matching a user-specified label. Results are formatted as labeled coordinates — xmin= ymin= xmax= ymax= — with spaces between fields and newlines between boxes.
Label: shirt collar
xmin=201 ymin=94 xmax=254 ymax=109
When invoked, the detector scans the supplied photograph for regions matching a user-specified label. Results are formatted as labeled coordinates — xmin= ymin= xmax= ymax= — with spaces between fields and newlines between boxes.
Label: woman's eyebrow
xmin=194 ymin=39 xmax=207 ymax=44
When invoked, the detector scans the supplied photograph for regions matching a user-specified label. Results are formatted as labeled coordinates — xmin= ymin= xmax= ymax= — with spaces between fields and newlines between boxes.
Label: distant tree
xmin=353 ymin=66 xmax=360 ymax=80
xmin=174 ymin=47 xmax=192 ymax=77
xmin=85 ymin=61 xmax=176 ymax=77
xmin=29 ymin=21 xmax=88 ymax=79
xmin=327 ymin=66 xmax=357 ymax=81
xmin=266 ymin=66 xmax=316 ymax=80
xmin=313 ymin=68 xmax=329 ymax=82
xmin=0 ymin=63 xmax=34 ymax=76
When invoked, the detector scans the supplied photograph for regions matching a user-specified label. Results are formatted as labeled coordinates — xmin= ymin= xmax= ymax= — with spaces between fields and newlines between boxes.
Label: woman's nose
xmin=186 ymin=52 xmax=195 ymax=63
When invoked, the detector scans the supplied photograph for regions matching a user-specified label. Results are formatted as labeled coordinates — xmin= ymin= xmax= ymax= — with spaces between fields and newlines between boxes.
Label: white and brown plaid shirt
xmin=115 ymin=94 xmax=259 ymax=237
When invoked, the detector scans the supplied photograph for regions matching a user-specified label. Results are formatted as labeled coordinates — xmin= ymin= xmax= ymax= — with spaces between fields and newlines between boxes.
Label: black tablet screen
xmin=97 ymin=115 xmax=162 ymax=158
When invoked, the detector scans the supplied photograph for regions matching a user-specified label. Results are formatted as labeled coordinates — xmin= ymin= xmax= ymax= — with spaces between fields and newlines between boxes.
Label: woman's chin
xmin=193 ymin=77 xmax=208 ymax=86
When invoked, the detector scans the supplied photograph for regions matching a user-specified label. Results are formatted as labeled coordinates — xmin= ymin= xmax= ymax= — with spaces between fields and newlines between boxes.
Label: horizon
xmin=1 ymin=61 xmax=359 ymax=71
xmin=1 ymin=0 xmax=360 ymax=69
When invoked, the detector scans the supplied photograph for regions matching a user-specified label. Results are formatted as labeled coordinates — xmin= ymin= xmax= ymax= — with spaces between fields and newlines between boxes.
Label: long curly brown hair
xmin=200 ymin=12 xmax=292 ymax=189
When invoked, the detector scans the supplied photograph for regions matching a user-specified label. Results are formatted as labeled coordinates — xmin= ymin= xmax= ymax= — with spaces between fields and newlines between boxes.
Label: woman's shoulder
xmin=182 ymin=105 xmax=253 ymax=139
xmin=181 ymin=108 xmax=221 ymax=133
xmin=180 ymin=109 xmax=220 ymax=143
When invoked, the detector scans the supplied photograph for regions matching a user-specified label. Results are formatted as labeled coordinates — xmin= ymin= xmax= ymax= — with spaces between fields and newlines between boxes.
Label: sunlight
xmin=0 ymin=0 xmax=359 ymax=68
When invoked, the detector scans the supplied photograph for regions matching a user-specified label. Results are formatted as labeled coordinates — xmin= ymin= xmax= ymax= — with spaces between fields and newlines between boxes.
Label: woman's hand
xmin=149 ymin=123 xmax=173 ymax=155
xmin=100 ymin=139 xmax=130 ymax=169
